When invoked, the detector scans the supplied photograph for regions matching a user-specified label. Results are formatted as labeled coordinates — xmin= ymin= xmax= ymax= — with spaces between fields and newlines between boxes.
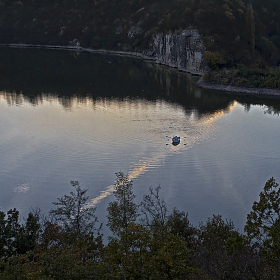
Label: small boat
xmin=172 ymin=136 xmax=180 ymax=145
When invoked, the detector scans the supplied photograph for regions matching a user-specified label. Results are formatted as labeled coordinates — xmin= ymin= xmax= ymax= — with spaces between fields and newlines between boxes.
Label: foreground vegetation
xmin=0 ymin=173 xmax=280 ymax=279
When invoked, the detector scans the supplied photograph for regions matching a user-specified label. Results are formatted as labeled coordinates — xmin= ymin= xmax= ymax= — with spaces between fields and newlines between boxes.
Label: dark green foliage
xmin=0 ymin=209 xmax=41 ymax=260
xmin=245 ymin=177 xmax=280 ymax=246
xmin=50 ymin=181 xmax=99 ymax=236
xmin=166 ymin=208 xmax=198 ymax=248
xmin=107 ymin=172 xmax=139 ymax=236
xmin=104 ymin=223 xmax=192 ymax=280
xmin=0 ymin=0 xmax=279 ymax=68
xmin=256 ymin=36 xmax=279 ymax=65
xmin=203 ymin=67 xmax=280 ymax=89
xmin=140 ymin=185 xmax=168 ymax=227
xmin=1 ymin=175 xmax=280 ymax=279
xmin=204 ymin=51 xmax=226 ymax=70
xmin=195 ymin=215 xmax=261 ymax=279
xmin=243 ymin=177 xmax=280 ymax=277
xmin=246 ymin=3 xmax=255 ymax=55
xmin=245 ymin=177 xmax=280 ymax=272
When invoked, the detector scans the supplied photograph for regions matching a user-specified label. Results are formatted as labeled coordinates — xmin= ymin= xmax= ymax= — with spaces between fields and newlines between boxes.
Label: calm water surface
xmin=1 ymin=47 xmax=280 ymax=230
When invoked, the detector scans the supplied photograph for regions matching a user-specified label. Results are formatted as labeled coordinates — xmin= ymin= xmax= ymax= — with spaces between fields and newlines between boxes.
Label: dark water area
xmin=1 ymin=47 xmax=280 ymax=232
xmin=0 ymin=47 xmax=234 ymax=113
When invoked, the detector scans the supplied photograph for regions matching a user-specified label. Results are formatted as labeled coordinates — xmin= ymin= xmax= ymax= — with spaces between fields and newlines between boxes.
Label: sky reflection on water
xmin=1 ymin=48 xmax=280 ymax=231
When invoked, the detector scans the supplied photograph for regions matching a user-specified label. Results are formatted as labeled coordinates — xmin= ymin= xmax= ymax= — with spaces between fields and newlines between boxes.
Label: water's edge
xmin=0 ymin=43 xmax=200 ymax=75
xmin=2 ymin=43 xmax=280 ymax=97
xmin=197 ymin=77 xmax=280 ymax=97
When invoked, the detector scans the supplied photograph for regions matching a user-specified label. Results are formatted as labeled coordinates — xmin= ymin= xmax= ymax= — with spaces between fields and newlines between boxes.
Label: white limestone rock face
xmin=148 ymin=29 xmax=206 ymax=75
xmin=128 ymin=26 xmax=143 ymax=38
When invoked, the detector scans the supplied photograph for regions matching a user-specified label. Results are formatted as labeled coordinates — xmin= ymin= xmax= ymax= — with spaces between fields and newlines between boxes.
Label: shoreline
xmin=2 ymin=43 xmax=156 ymax=60
xmin=2 ymin=43 xmax=280 ymax=97
xmin=0 ymin=43 xmax=201 ymax=75
xmin=197 ymin=77 xmax=280 ymax=97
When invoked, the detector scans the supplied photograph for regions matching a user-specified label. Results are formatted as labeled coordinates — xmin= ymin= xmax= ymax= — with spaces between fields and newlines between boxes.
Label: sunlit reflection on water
xmin=88 ymin=100 xmax=238 ymax=206
xmin=0 ymin=92 xmax=236 ymax=210
xmin=1 ymin=46 xmax=280 ymax=231
xmin=13 ymin=183 xmax=30 ymax=193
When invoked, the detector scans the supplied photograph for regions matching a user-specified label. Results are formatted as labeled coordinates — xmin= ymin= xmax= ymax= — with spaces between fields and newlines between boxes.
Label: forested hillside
xmin=0 ymin=0 xmax=280 ymax=69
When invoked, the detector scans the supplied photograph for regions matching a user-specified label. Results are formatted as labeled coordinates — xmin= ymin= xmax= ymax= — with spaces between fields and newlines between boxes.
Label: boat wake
xmin=89 ymin=102 xmax=237 ymax=207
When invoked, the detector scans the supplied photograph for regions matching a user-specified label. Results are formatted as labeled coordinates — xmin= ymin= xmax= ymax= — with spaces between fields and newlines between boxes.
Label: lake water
xmin=1 ymin=47 xmax=280 ymax=231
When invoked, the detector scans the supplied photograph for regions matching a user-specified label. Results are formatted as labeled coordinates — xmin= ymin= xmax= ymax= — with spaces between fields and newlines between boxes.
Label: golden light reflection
xmin=88 ymin=101 xmax=238 ymax=206
xmin=199 ymin=101 xmax=238 ymax=126
xmin=0 ymin=91 xmax=238 ymax=207
xmin=0 ymin=91 xmax=94 ymax=109
xmin=89 ymin=185 xmax=115 ymax=205
xmin=128 ymin=164 xmax=147 ymax=180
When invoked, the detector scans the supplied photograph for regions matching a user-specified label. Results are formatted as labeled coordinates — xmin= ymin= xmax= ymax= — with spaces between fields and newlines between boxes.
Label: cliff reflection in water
xmin=0 ymin=49 xmax=239 ymax=206
xmin=88 ymin=100 xmax=238 ymax=207
xmin=0 ymin=47 xmax=235 ymax=116
xmin=2 ymin=47 xmax=280 ymax=116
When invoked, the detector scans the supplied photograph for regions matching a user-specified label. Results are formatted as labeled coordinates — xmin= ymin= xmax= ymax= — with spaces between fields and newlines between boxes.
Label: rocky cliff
xmin=4 ymin=28 xmax=207 ymax=75
xmin=147 ymin=29 xmax=207 ymax=75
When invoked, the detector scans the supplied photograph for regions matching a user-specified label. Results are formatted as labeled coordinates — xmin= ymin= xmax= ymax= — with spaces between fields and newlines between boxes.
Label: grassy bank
xmin=202 ymin=67 xmax=280 ymax=89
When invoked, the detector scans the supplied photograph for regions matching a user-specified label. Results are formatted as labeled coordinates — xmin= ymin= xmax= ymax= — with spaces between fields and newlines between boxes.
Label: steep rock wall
xmin=147 ymin=29 xmax=206 ymax=75
xmin=4 ymin=29 xmax=207 ymax=75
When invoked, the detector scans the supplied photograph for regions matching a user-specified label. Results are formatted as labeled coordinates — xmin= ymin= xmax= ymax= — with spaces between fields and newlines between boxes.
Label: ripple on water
xmin=0 ymin=96 xmax=225 ymax=211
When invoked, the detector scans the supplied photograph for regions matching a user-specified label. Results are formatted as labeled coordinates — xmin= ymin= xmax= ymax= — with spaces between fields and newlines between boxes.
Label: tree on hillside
xmin=246 ymin=3 xmax=255 ymax=55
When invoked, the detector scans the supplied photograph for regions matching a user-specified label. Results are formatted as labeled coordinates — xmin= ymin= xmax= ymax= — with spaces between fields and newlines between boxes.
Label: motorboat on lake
xmin=172 ymin=136 xmax=180 ymax=145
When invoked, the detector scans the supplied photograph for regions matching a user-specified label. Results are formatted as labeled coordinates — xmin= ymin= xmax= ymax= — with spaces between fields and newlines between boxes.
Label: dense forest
xmin=0 ymin=0 xmax=280 ymax=71
xmin=0 ymin=173 xmax=280 ymax=279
